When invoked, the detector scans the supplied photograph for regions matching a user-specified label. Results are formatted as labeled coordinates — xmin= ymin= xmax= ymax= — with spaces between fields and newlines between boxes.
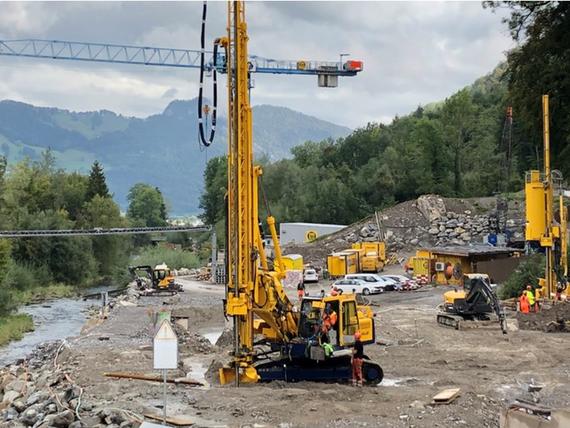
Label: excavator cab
xmin=152 ymin=263 xmax=174 ymax=289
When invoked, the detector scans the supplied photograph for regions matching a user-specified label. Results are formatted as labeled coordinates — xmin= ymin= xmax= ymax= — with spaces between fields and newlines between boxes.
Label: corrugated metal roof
xmin=425 ymin=245 xmax=521 ymax=257
xmin=281 ymin=222 xmax=346 ymax=228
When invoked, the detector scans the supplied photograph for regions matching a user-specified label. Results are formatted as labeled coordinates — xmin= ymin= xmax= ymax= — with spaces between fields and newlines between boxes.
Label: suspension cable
xmin=198 ymin=0 xmax=218 ymax=147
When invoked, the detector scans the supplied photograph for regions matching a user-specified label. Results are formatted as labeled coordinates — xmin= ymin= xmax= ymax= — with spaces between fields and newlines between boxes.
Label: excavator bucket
xmin=219 ymin=366 xmax=259 ymax=385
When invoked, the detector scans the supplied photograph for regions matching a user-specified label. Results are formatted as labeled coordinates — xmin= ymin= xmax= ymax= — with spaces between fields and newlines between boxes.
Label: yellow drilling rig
xmin=525 ymin=95 xmax=568 ymax=300
xmin=215 ymin=1 xmax=383 ymax=386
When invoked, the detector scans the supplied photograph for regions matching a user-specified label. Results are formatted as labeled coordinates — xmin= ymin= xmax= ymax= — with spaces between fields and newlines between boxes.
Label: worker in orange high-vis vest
xmin=352 ymin=331 xmax=364 ymax=386
xmin=321 ymin=304 xmax=338 ymax=344
xmin=519 ymin=290 xmax=530 ymax=313
xmin=525 ymin=285 xmax=537 ymax=312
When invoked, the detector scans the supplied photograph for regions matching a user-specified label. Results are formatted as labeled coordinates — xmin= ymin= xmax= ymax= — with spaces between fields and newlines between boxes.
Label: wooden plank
xmin=104 ymin=371 xmax=203 ymax=386
xmin=432 ymin=388 xmax=461 ymax=405
xmin=144 ymin=412 xmax=193 ymax=426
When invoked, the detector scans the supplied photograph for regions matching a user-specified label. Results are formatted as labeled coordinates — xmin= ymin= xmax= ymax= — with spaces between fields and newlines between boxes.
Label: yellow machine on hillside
xmin=437 ymin=274 xmax=507 ymax=334
xmin=212 ymin=1 xmax=383 ymax=386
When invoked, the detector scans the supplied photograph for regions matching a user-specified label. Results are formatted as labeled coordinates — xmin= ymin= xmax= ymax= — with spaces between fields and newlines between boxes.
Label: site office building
xmin=279 ymin=222 xmax=346 ymax=245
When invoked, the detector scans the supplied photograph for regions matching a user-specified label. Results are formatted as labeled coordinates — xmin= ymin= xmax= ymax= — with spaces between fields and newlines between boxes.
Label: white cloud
xmin=0 ymin=1 xmax=513 ymax=127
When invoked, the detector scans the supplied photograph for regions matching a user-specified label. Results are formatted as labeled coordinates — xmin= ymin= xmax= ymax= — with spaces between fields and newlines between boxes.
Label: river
xmin=0 ymin=286 xmax=114 ymax=367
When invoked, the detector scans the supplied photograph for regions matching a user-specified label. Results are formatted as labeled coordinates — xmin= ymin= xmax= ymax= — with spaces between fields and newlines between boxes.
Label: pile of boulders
xmin=174 ymin=267 xmax=211 ymax=281
xmin=428 ymin=210 xmax=491 ymax=246
xmin=0 ymin=342 xmax=138 ymax=428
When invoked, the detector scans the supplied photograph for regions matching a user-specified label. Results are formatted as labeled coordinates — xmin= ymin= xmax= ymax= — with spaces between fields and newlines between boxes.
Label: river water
xmin=0 ymin=286 xmax=113 ymax=367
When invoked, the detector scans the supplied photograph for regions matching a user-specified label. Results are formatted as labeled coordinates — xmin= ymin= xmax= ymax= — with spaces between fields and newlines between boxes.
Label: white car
xmin=303 ymin=269 xmax=319 ymax=283
xmin=380 ymin=274 xmax=418 ymax=291
xmin=345 ymin=273 xmax=397 ymax=291
xmin=331 ymin=278 xmax=383 ymax=295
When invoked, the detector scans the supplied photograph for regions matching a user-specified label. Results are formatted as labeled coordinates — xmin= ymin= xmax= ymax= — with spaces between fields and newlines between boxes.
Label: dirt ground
xmin=51 ymin=270 xmax=570 ymax=428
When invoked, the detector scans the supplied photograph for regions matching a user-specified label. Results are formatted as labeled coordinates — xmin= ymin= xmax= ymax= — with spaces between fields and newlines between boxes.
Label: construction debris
xmin=143 ymin=412 xmax=194 ymax=426
xmin=516 ymin=301 xmax=570 ymax=332
xmin=104 ymin=371 xmax=203 ymax=386
xmin=432 ymin=388 xmax=462 ymax=405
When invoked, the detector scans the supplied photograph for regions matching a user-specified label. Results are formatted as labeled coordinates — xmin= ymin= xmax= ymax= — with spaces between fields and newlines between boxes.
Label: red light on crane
xmin=344 ymin=60 xmax=363 ymax=72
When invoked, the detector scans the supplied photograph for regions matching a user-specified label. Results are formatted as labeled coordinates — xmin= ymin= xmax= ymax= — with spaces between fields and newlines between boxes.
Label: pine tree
xmin=86 ymin=161 xmax=110 ymax=200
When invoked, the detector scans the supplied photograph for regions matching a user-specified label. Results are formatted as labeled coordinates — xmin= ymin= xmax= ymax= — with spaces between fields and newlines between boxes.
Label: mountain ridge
xmin=0 ymin=98 xmax=351 ymax=214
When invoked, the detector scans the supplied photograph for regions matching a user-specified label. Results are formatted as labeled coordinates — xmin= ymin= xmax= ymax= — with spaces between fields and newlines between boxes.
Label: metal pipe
xmin=543 ymin=94 xmax=553 ymax=298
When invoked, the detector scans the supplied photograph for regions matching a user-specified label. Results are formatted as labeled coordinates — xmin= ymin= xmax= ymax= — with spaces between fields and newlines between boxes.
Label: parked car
xmin=303 ymin=268 xmax=319 ymax=283
xmin=331 ymin=278 xmax=383 ymax=295
xmin=381 ymin=274 xmax=418 ymax=291
xmin=344 ymin=273 xmax=397 ymax=291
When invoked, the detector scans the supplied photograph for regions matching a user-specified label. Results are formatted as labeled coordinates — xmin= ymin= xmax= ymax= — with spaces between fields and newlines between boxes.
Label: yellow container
xmin=281 ymin=254 xmax=304 ymax=271
xmin=327 ymin=252 xmax=358 ymax=278
xmin=344 ymin=248 xmax=365 ymax=271
xmin=352 ymin=241 xmax=386 ymax=270
xmin=525 ymin=170 xmax=546 ymax=241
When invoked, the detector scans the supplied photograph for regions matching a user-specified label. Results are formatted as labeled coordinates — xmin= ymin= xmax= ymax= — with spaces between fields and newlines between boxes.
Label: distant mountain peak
xmin=162 ymin=98 xmax=200 ymax=117
xmin=0 ymin=98 xmax=350 ymax=214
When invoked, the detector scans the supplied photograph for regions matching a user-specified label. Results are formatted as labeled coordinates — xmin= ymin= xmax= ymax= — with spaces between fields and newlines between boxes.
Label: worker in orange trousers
xmin=352 ymin=331 xmax=364 ymax=386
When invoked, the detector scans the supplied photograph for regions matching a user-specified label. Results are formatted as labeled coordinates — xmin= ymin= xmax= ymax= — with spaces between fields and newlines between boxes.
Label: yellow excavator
xmin=437 ymin=273 xmax=507 ymax=334
xmin=213 ymin=1 xmax=383 ymax=385
xmin=129 ymin=263 xmax=183 ymax=295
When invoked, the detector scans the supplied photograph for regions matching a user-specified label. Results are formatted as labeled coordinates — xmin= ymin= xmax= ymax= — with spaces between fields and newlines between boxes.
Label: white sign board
xmin=140 ymin=423 xmax=168 ymax=428
xmin=153 ymin=319 xmax=178 ymax=369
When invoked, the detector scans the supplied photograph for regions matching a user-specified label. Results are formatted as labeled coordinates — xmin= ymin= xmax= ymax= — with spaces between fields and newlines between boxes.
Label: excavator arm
xmin=464 ymin=277 xmax=507 ymax=334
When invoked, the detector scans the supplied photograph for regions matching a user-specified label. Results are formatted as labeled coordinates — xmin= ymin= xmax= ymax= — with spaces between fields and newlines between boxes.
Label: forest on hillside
xmin=200 ymin=2 xmax=570 ymax=231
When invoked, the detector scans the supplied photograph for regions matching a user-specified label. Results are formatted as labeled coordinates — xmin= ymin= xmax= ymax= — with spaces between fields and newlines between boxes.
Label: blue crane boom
xmin=0 ymin=38 xmax=362 ymax=77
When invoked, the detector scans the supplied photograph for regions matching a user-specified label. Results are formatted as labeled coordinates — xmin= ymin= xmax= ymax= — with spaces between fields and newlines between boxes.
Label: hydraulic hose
xmin=198 ymin=0 xmax=218 ymax=147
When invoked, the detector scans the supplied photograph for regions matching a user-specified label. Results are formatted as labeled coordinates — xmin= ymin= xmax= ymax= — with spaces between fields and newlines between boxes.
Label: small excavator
xmin=129 ymin=263 xmax=183 ymax=296
xmin=437 ymin=274 xmax=507 ymax=334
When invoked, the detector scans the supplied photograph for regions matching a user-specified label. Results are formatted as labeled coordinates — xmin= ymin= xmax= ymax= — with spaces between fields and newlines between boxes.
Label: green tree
xmin=81 ymin=195 xmax=130 ymax=277
xmin=199 ymin=157 xmax=227 ymax=225
xmin=485 ymin=2 xmax=570 ymax=177
xmin=86 ymin=160 xmax=110 ymax=201
xmin=127 ymin=183 xmax=168 ymax=227
xmin=441 ymin=89 xmax=476 ymax=195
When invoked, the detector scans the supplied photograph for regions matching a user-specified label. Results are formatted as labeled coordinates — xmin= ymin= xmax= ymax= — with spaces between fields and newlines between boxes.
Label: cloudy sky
xmin=0 ymin=1 xmax=514 ymax=128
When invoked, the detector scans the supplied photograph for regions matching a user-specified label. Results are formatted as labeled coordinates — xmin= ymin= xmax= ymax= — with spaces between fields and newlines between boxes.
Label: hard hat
xmin=526 ymin=285 xmax=532 ymax=290
xmin=354 ymin=331 xmax=361 ymax=340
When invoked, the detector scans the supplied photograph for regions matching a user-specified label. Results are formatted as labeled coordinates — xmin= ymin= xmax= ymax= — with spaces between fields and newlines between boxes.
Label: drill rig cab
xmin=437 ymin=273 xmax=507 ymax=334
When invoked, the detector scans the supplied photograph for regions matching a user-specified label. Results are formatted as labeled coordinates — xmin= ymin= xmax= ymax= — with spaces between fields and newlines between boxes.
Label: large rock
xmin=416 ymin=195 xmax=446 ymax=223
xmin=12 ymin=399 xmax=27 ymax=413
xmin=26 ymin=391 xmax=49 ymax=407
xmin=3 ymin=407 xmax=19 ymax=421
xmin=4 ymin=379 xmax=26 ymax=392
xmin=50 ymin=409 xmax=75 ymax=427
xmin=20 ymin=407 xmax=41 ymax=426
xmin=2 ymin=390 xmax=21 ymax=405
